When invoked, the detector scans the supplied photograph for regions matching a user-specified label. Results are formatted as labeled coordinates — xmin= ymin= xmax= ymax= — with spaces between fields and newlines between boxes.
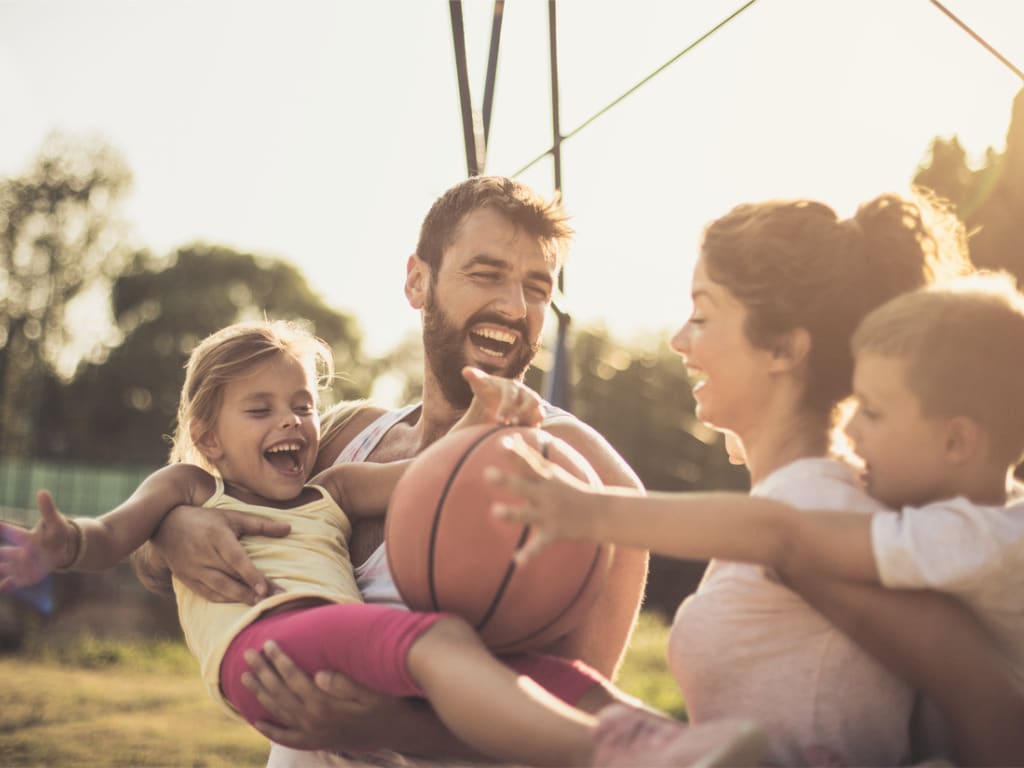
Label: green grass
xmin=616 ymin=611 xmax=688 ymax=720
xmin=0 ymin=611 xmax=685 ymax=767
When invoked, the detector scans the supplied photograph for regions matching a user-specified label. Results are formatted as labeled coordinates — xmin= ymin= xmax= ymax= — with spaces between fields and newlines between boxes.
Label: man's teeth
xmin=475 ymin=328 xmax=516 ymax=344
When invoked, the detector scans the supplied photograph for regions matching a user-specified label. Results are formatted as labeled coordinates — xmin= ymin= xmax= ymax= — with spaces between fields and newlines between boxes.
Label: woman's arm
xmin=785 ymin=569 xmax=1024 ymax=766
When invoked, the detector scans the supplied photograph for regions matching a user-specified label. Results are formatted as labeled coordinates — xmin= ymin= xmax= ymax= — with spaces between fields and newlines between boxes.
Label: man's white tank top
xmin=337 ymin=401 xmax=573 ymax=611
xmin=267 ymin=400 xmax=573 ymax=768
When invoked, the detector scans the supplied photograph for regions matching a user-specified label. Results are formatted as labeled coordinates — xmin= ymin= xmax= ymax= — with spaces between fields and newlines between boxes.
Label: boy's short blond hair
xmin=851 ymin=271 xmax=1024 ymax=465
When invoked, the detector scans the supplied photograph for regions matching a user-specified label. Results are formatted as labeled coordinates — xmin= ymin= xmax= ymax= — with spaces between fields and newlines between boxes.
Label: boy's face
xmin=845 ymin=353 xmax=953 ymax=509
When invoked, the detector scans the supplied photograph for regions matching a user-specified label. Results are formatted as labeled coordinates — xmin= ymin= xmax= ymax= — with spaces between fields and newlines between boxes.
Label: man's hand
xmin=454 ymin=366 xmax=543 ymax=430
xmin=150 ymin=505 xmax=290 ymax=604
xmin=241 ymin=641 xmax=413 ymax=751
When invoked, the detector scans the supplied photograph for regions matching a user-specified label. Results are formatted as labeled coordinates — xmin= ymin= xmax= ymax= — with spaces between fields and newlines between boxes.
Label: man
xmin=136 ymin=176 xmax=648 ymax=765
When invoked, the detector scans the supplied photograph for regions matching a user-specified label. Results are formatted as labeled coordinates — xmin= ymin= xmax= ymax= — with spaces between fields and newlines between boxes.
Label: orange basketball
xmin=386 ymin=424 xmax=612 ymax=653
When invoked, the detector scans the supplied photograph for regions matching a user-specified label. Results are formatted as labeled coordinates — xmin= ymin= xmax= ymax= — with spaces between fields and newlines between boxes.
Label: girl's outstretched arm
xmin=452 ymin=366 xmax=543 ymax=429
xmin=1 ymin=464 xmax=211 ymax=591
xmin=315 ymin=366 xmax=544 ymax=519
xmin=312 ymin=460 xmax=412 ymax=519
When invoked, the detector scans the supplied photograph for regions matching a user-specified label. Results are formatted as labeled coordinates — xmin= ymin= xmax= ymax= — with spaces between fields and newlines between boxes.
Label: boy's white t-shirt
xmin=669 ymin=457 xmax=915 ymax=766
xmin=872 ymin=491 xmax=1024 ymax=682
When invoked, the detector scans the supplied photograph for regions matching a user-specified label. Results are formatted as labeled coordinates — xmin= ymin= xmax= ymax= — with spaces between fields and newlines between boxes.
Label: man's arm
xmin=543 ymin=418 xmax=648 ymax=680
xmin=243 ymin=642 xmax=483 ymax=759
xmin=134 ymin=503 xmax=291 ymax=604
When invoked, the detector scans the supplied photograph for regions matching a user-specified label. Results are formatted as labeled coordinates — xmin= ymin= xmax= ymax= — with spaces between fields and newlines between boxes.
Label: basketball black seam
xmin=427 ymin=424 xmax=511 ymax=612
xmin=496 ymin=544 xmax=605 ymax=652
xmin=475 ymin=433 xmax=552 ymax=635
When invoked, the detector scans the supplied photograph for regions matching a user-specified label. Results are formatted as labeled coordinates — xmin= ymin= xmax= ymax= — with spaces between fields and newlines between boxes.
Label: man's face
xmin=417 ymin=207 xmax=556 ymax=408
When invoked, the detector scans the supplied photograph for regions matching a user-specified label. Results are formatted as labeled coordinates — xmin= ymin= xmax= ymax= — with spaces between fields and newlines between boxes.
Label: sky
xmin=2 ymin=0 xmax=1023 ymax=372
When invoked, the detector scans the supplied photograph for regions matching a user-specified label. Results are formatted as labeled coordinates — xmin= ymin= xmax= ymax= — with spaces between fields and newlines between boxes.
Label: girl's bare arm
xmin=64 ymin=464 xmax=212 ymax=570
xmin=312 ymin=460 xmax=412 ymax=519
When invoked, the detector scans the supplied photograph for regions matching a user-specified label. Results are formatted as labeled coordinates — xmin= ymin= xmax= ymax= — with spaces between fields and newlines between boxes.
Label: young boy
xmin=487 ymin=271 xmax=1024 ymax=756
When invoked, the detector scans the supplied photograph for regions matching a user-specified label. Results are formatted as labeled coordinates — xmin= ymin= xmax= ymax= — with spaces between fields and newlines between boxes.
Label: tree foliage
xmin=42 ymin=245 xmax=372 ymax=465
xmin=0 ymin=133 xmax=133 ymax=457
xmin=914 ymin=88 xmax=1024 ymax=279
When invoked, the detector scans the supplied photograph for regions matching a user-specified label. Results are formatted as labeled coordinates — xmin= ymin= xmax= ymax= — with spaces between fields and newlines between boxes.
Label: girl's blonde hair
xmin=168 ymin=320 xmax=334 ymax=470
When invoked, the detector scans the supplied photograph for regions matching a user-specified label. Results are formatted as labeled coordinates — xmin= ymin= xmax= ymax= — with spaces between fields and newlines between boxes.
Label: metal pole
xmin=449 ymin=1 xmax=480 ymax=175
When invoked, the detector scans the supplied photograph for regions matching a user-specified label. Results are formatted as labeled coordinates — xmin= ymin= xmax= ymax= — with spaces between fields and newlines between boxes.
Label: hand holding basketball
xmin=454 ymin=366 xmax=543 ymax=429
xmin=487 ymin=433 xmax=608 ymax=564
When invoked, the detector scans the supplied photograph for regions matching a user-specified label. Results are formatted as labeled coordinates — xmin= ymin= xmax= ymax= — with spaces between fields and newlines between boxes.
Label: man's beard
xmin=423 ymin=289 xmax=539 ymax=409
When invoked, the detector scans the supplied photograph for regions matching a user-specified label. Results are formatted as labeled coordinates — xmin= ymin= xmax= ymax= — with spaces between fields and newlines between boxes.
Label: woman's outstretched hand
xmin=486 ymin=433 xmax=604 ymax=564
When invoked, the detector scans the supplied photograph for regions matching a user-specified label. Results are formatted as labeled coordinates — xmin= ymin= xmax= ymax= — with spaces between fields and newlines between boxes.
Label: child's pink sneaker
xmin=591 ymin=704 xmax=767 ymax=767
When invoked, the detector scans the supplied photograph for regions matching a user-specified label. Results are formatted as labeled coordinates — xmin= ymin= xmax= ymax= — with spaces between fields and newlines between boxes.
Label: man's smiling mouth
xmin=470 ymin=326 xmax=517 ymax=358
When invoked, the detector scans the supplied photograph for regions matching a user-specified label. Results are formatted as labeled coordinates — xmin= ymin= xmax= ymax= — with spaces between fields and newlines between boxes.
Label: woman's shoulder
xmin=754 ymin=457 xmax=881 ymax=512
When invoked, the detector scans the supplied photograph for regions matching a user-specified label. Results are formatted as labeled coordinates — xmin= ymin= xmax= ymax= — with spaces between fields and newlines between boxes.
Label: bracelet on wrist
xmin=55 ymin=518 xmax=87 ymax=572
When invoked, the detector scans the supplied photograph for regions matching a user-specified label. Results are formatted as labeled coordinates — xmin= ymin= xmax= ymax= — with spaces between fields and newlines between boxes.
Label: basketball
xmin=385 ymin=424 xmax=612 ymax=653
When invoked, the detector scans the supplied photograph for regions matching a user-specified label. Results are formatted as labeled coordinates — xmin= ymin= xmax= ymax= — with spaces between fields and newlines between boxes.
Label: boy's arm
xmin=490 ymin=435 xmax=880 ymax=583
xmin=539 ymin=418 xmax=648 ymax=680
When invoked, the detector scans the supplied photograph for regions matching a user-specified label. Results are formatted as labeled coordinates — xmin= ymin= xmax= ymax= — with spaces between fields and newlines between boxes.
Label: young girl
xmin=0 ymin=319 xmax=763 ymax=767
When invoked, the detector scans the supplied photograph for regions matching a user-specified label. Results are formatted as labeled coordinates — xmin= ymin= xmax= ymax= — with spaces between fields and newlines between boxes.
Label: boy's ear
xmin=942 ymin=416 xmax=984 ymax=465
xmin=405 ymin=254 xmax=429 ymax=310
xmin=768 ymin=327 xmax=811 ymax=373
xmin=192 ymin=425 xmax=224 ymax=461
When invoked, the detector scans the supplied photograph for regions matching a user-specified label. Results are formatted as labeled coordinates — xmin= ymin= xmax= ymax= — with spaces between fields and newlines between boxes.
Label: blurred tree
xmin=530 ymin=326 xmax=749 ymax=616
xmin=914 ymin=88 xmax=1024 ymax=279
xmin=41 ymin=245 xmax=372 ymax=465
xmin=0 ymin=133 xmax=133 ymax=457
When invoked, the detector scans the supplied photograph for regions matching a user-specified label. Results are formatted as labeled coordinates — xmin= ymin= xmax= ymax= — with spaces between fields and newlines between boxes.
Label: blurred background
xmin=2 ymin=3 xmax=1024 ymax=761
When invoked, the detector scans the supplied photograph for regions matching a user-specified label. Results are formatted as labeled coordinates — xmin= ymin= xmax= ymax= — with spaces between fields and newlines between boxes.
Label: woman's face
xmin=670 ymin=255 xmax=777 ymax=434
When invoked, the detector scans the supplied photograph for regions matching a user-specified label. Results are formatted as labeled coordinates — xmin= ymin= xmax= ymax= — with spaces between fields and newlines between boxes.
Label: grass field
xmin=0 ymin=611 xmax=685 ymax=767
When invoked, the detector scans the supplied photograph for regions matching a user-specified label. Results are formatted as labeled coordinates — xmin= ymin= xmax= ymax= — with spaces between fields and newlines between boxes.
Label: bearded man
xmin=135 ymin=176 xmax=648 ymax=767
